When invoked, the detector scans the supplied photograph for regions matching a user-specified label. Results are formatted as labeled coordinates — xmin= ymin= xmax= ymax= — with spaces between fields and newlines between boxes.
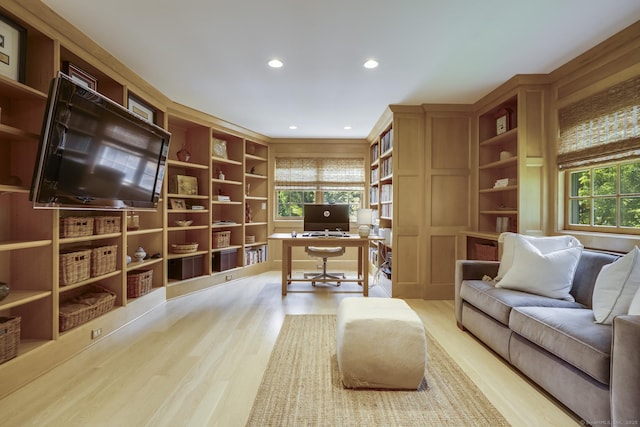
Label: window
xmin=275 ymin=157 xmax=365 ymax=220
xmin=560 ymin=76 xmax=640 ymax=233
xmin=567 ymin=161 xmax=640 ymax=232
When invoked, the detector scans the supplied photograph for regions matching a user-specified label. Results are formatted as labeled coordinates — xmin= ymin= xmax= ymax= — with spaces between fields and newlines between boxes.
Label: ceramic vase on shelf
xmin=177 ymin=144 xmax=191 ymax=162
xmin=134 ymin=246 xmax=147 ymax=262
xmin=0 ymin=282 xmax=9 ymax=301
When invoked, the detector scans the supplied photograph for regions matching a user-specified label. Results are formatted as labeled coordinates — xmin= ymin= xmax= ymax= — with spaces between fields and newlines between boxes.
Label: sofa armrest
xmin=454 ymin=260 xmax=500 ymax=328
xmin=611 ymin=315 xmax=640 ymax=425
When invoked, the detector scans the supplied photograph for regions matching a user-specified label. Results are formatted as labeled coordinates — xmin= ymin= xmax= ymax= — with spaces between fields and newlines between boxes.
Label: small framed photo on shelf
xmin=0 ymin=14 xmax=26 ymax=83
xmin=63 ymin=61 xmax=97 ymax=90
xmin=170 ymin=199 xmax=186 ymax=210
xmin=128 ymin=94 xmax=155 ymax=124
xmin=212 ymin=137 xmax=228 ymax=159
xmin=171 ymin=174 xmax=198 ymax=196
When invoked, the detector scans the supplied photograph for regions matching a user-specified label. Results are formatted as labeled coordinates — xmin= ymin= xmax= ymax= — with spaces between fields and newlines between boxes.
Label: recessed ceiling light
xmin=363 ymin=59 xmax=378 ymax=69
xmin=344 ymin=126 xmax=352 ymax=130
xmin=289 ymin=125 xmax=297 ymax=130
xmin=268 ymin=59 xmax=284 ymax=68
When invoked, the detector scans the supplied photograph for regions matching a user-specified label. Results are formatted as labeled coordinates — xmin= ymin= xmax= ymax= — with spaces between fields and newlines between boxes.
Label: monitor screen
xmin=30 ymin=73 xmax=171 ymax=210
xmin=303 ymin=204 xmax=350 ymax=232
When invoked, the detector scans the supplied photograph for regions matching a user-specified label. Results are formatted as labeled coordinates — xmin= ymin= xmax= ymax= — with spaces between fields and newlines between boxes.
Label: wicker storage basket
xmin=90 ymin=245 xmax=118 ymax=277
xmin=59 ymin=249 xmax=92 ymax=286
xmin=0 ymin=317 xmax=20 ymax=364
xmin=59 ymin=285 xmax=116 ymax=332
xmin=60 ymin=217 xmax=94 ymax=238
xmin=213 ymin=231 xmax=231 ymax=248
xmin=94 ymin=216 xmax=121 ymax=235
xmin=171 ymin=243 xmax=199 ymax=254
xmin=127 ymin=269 xmax=153 ymax=298
xmin=245 ymin=235 xmax=255 ymax=244
xmin=475 ymin=243 xmax=498 ymax=261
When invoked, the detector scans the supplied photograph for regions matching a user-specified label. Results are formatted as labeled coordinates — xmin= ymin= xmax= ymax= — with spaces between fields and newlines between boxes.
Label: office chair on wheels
xmin=304 ymin=246 xmax=346 ymax=286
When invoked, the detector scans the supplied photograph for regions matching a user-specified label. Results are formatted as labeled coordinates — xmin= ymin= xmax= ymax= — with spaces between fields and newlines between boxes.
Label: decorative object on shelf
xmin=499 ymin=151 xmax=514 ymax=161
xmin=174 ymin=219 xmax=193 ymax=227
xmin=357 ymin=208 xmax=373 ymax=237
xmin=63 ymin=61 xmax=97 ymax=90
xmin=0 ymin=14 xmax=25 ymax=83
xmin=245 ymin=235 xmax=256 ymax=244
xmin=0 ymin=282 xmax=9 ymax=301
xmin=126 ymin=213 xmax=140 ymax=230
xmin=134 ymin=246 xmax=147 ymax=262
xmin=495 ymin=108 xmax=511 ymax=135
xmin=496 ymin=217 xmax=510 ymax=233
xmin=190 ymin=205 xmax=205 ymax=210
xmin=126 ymin=255 xmax=132 ymax=265
xmin=212 ymin=194 xmax=230 ymax=202
xmin=246 ymin=183 xmax=251 ymax=196
xmin=177 ymin=144 xmax=191 ymax=162
xmin=0 ymin=316 xmax=20 ymax=364
xmin=170 ymin=198 xmax=186 ymax=210
xmin=218 ymin=169 xmax=225 ymax=180
xmin=245 ymin=201 xmax=253 ymax=223
xmin=212 ymin=137 xmax=228 ymax=159
xmin=250 ymin=166 xmax=256 ymax=175
xmin=171 ymin=174 xmax=198 ymax=195
xmin=127 ymin=94 xmax=155 ymax=124
xmin=171 ymin=242 xmax=199 ymax=254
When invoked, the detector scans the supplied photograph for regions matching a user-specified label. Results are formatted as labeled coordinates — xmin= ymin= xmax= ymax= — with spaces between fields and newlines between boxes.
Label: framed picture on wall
xmin=128 ymin=94 xmax=155 ymax=124
xmin=63 ymin=62 xmax=97 ymax=90
xmin=0 ymin=14 xmax=26 ymax=83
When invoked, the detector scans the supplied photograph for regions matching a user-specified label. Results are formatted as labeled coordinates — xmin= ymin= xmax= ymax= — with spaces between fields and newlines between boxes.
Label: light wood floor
xmin=0 ymin=271 xmax=580 ymax=426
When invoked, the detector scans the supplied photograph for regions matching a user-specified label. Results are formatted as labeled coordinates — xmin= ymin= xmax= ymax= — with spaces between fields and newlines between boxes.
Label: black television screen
xmin=303 ymin=204 xmax=350 ymax=232
xmin=30 ymin=73 xmax=171 ymax=210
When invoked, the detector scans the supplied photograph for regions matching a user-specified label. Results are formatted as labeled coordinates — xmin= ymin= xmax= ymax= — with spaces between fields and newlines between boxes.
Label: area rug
xmin=246 ymin=315 xmax=510 ymax=426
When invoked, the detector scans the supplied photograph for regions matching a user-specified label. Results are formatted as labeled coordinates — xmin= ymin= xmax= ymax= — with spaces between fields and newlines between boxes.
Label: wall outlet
xmin=91 ymin=328 xmax=102 ymax=339
xmin=261 ymin=202 xmax=267 ymax=210
xmin=225 ymin=274 xmax=233 ymax=281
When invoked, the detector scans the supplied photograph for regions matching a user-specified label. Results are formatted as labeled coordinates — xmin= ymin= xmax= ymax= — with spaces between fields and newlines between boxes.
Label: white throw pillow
xmin=496 ymin=235 xmax=582 ymax=301
xmin=593 ymin=246 xmax=640 ymax=324
xmin=629 ymin=288 xmax=640 ymax=315
xmin=496 ymin=233 xmax=582 ymax=281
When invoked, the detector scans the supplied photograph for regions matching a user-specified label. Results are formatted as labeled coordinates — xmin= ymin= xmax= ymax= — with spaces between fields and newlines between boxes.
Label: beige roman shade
xmin=557 ymin=75 xmax=640 ymax=169
xmin=275 ymin=157 xmax=365 ymax=190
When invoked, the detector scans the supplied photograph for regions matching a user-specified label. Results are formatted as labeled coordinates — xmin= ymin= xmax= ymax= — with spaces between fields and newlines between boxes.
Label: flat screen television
xmin=29 ymin=73 xmax=171 ymax=210
xmin=303 ymin=204 xmax=350 ymax=233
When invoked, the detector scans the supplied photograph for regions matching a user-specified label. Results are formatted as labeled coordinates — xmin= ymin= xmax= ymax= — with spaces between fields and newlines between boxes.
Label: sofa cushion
xmin=509 ymin=307 xmax=612 ymax=385
xmin=570 ymin=250 xmax=621 ymax=307
xmin=460 ymin=280 xmax=583 ymax=326
xmin=593 ymin=246 xmax=640 ymax=324
xmin=496 ymin=233 xmax=582 ymax=281
xmin=496 ymin=236 xmax=582 ymax=301
xmin=629 ymin=288 xmax=640 ymax=315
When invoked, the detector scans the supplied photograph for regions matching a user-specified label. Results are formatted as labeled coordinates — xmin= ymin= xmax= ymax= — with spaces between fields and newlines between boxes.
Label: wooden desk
xmin=269 ymin=233 xmax=380 ymax=296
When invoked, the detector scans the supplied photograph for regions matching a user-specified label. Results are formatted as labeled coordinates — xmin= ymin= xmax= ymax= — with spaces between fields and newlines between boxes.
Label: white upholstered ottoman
xmin=336 ymin=297 xmax=427 ymax=389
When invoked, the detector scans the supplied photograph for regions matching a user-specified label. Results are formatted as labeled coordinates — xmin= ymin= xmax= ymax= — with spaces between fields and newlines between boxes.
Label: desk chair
xmin=304 ymin=246 xmax=346 ymax=286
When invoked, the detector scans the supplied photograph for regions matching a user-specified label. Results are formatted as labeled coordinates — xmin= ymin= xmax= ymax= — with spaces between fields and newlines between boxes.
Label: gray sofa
xmin=455 ymin=249 xmax=640 ymax=425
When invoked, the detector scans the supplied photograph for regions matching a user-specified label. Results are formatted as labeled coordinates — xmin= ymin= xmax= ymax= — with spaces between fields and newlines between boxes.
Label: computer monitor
xmin=303 ymin=204 xmax=350 ymax=232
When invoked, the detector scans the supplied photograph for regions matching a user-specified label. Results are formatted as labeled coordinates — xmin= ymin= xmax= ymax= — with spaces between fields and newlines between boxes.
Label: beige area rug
xmin=246 ymin=315 xmax=510 ymax=426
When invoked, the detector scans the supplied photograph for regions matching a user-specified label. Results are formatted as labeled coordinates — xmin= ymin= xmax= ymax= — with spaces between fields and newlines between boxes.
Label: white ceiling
xmin=42 ymin=0 xmax=640 ymax=139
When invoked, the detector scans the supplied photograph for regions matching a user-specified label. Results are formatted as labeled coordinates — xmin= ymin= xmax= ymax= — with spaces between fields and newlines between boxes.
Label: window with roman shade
xmin=274 ymin=157 xmax=365 ymax=219
xmin=558 ymin=75 xmax=640 ymax=169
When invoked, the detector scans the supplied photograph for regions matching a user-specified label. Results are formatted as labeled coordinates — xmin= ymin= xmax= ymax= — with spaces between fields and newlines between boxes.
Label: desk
xmin=269 ymin=233 xmax=380 ymax=296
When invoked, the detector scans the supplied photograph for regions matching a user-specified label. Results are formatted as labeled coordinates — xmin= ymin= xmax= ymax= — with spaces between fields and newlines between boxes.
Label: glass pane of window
xmin=277 ymin=190 xmax=315 ymax=217
xmin=569 ymin=199 xmax=591 ymax=225
xmin=593 ymin=166 xmax=616 ymax=196
xmin=593 ymin=198 xmax=617 ymax=226
xmin=322 ymin=191 xmax=362 ymax=220
xmin=569 ymin=170 xmax=590 ymax=197
xmin=620 ymin=161 xmax=640 ymax=195
xmin=621 ymin=197 xmax=640 ymax=228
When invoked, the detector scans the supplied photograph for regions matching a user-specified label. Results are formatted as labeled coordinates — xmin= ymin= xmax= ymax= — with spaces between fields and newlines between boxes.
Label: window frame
xmin=564 ymin=160 xmax=640 ymax=235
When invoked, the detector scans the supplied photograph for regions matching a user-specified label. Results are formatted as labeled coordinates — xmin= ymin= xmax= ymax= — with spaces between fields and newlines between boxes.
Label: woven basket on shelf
xmin=94 ymin=216 xmax=121 ymax=235
xmin=0 ymin=317 xmax=20 ymax=365
xmin=474 ymin=243 xmax=498 ymax=261
xmin=245 ymin=235 xmax=256 ymax=244
xmin=90 ymin=245 xmax=118 ymax=277
xmin=127 ymin=270 xmax=153 ymax=298
xmin=171 ymin=243 xmax=199 ymax=254
xmin=213 ymin=231 xmax=231 ymax=248
xmin=60 ymin=217 xmax=94 ymax=238
xmin=59 ymin=249 xmax=92 ymax=286
xmin=59 ymin=285 xmax=116 ymax=332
